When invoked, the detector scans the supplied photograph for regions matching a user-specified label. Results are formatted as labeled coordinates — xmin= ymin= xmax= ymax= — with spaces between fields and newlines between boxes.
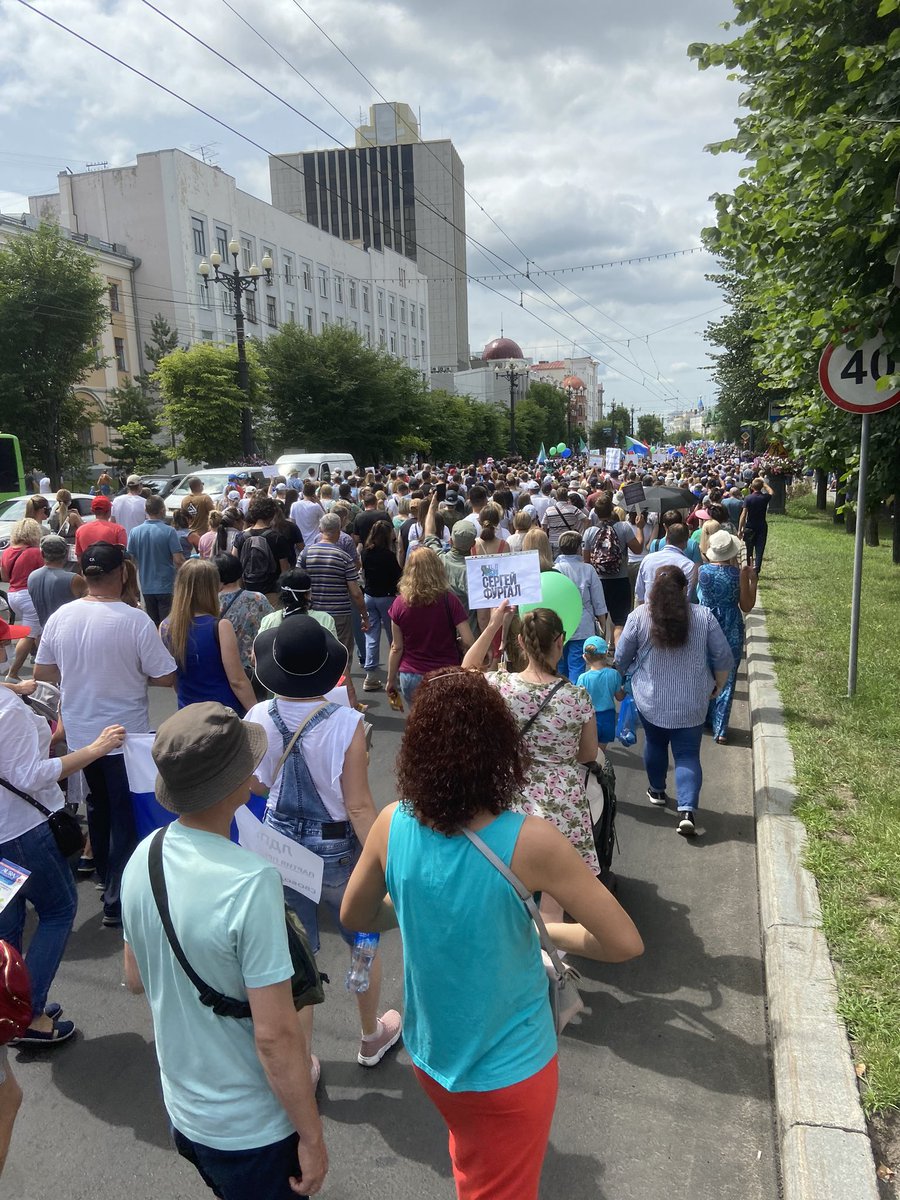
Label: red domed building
xmin=482 ymin=336 xmax=525 ymax=362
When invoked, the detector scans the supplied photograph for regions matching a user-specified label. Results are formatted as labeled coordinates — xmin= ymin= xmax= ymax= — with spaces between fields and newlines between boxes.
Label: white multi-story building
xmin=664 ymin=406 xmax=709 ymax=437
xmin=29 ymin=149 xmax=431 ymax=377
xmin=530 ymin=357 xmax=604 ymax=429
xmin=270 ymin=102 xmax=468 ymax=375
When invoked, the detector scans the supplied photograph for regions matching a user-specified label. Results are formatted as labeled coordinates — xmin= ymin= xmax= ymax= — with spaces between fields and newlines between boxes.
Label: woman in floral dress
xmin=464 ymin=605 xmax=600 ymax=918
xmin=697 ymin=530 xmax=758 ymax=743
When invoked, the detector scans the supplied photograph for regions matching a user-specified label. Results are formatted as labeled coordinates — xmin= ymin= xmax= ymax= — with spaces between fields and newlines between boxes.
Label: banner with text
xmin=233 ymin=807 xmax=324 ymax=903
xmin=465 ymin=551 xmax=542 ymax=610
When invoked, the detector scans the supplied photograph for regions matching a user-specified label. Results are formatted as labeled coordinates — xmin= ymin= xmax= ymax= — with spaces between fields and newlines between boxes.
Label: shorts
xmin=283 ymin=834 xmax=361 ymax=953
xmin=599 ymin=576 xmax=632 ymax=628
xmin=7 ymin=589 xmax=40 ymax=637
xmin=595 ymin=709 xmax=616 ymax=744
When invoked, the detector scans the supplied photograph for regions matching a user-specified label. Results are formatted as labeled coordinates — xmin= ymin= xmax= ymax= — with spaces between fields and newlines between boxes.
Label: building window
xmin=198 ymin=284 xmax=211 ymax=310
xmin=192 ymin=216 xmax=206 ymax=256
xmin=92 ymin=337 xmax=103 ymax=368
xmin=401 ymin=334 xmax=408 ymax=356
xmin=266 ymin=296 xmax=277 ymax=327
xmin=352 ymin=319 xmax=358 ymax=333
xmin=389 ymin=332 xmax=397 ymax=354
xmin=420 ymin=306 xmax=425 ymax=328
xmin=305 ymin=307 xmax=314 ymax=332
xmin=302 ymin=262 xmax=312 ymax=291
xmin=114 ymin=337 xmax=127 ymax=372
xmin=399 ymin=299 xmax=407 ymax=324
xmin=216 ymin=226 xmax=229 ymax=260
xmin=321 ymin=313 xmax=329 ymax=328
xmin=246 ymin=294 xmax=257 ymax=323
xmin=108 ymin=283 xmax=120 ymax=312
xmin=421 ymin=339 xmax=426 ymax=358
xmin=362 ymin=285 xmax=371 ymax=313
xmin=349 ymin=280 xmax=357 ymax=308
xmin=226 ymin=333 xmax=236 ymax=345
xmin=377 ymin=290 xmax=384 ymax=317
xmin=201 ymin=330 xmax=214 ymax=341
xmin=399 ymin=268 xmax=407 ymax=287
xmin=337 ymin=316 xmax=344 ymax=327
xmin=286 ymin=300 xmax=296 ymax=324
xmin=335 ymin=275 xmax=343 ymax=304
xmin=283 ymin=254 xmax=294 ymax=285
xmin=379 ymin=328 xmax=386 ymax=347
xmin=241 ymin=237 xmax=252 ymax=271
xmin=318 ymin=268 xmax=329 ymax=298
xmin=364 ymin=326 xmax=372 ymax=345
xmin=410 ymin=305 xmax=416 ymax=328
xmin=388 ymin=294 xmax=396 ymax=321
xmin=222 ymin=291 xmax=233 ymax=314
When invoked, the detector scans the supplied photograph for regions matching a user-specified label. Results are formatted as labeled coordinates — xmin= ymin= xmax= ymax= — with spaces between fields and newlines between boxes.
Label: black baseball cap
xmin=81 ymin=541 xmax=126 ymax=575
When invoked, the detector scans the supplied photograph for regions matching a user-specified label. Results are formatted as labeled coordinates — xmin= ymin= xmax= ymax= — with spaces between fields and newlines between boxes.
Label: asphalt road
xmin=4 ymin=672 xmax=777 ymax=1200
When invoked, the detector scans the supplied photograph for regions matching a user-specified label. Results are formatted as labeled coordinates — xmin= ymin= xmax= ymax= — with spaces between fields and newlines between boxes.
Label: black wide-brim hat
xmin=253 ymin=615 xmax=348 ymax=699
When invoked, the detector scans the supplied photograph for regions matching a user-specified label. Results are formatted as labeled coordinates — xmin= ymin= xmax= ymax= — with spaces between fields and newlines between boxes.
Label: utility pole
xmin=630 ymin=406 xmax=635 ymax=436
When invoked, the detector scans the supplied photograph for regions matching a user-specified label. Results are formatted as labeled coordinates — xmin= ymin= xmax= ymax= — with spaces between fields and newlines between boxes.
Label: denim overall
xmin=265 ymin=700 xmax=359 ymax=952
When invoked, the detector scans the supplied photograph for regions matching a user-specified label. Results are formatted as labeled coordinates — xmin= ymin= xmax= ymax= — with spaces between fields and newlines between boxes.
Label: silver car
xmin=0 ymin=493 xmax=96 ymax=552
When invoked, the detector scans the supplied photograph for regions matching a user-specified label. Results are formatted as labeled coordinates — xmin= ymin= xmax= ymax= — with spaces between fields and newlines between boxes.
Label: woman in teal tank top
xmin=341 ymin=667 xmax=644 ymax=1200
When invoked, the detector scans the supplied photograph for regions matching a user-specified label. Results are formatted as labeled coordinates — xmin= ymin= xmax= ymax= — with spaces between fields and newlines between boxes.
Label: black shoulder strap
xmin=147 ymin=827 xmax=250 ymax=1019
xmin=0 ymin=776 xmax=53 ymax=818
xmin=520 ymin=679 xmax=566 ymax=737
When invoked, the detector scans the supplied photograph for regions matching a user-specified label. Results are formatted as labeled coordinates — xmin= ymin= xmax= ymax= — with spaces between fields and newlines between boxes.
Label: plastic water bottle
xmin=346 ymin=932 xmax=380 ymax=993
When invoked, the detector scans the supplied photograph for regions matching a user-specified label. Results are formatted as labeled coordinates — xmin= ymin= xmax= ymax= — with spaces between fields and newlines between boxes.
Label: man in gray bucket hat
xmin=121 ymin=702 xmax=328 ymax=1199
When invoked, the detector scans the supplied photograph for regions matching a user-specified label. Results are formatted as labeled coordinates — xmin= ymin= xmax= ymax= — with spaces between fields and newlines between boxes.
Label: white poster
xmin=605 ymin=448 xmax=623 ymax=472
xmin=0 ymin=859 xmax=30 ymax=914
xmin=465 ymin=551 xmax=542 ymax=610
xmin=234 ymin=807 xmax=324 ymax=903
xmin=588 ymin=451 xmax=603 ymax=468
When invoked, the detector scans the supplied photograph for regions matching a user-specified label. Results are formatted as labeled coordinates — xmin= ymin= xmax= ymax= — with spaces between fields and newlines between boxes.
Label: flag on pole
xmin=624 ymin=435 xmax=650 ymax=456
xmin=536 ymin=442 xmax=547 ymax=464
xmin=578 ymin=436 xmax=588 ymax=452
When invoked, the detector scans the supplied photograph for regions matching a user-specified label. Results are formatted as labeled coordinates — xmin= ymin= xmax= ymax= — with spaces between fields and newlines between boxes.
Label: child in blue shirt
xmin=576 ymin=636 xmax=625 ymax=749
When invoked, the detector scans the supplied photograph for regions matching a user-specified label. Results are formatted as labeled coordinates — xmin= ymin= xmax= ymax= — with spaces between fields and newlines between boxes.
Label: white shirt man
xmin=112 ymin=476 xmax=149 ymax=535
xmin=290 ymin=487 xmax=326 ymax=546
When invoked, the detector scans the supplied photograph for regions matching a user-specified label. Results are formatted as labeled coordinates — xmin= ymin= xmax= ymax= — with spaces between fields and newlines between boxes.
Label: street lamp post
xmin=199 ymin=240 xmax=273 ymax=458
xmin=494 ymin=358 xmax=527 ymax=457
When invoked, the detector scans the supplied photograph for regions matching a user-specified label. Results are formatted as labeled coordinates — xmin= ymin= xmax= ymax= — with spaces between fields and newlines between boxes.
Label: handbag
xmin=0 ymin=940 xmax=32 ymax=1045
xmin=148 ymin=826 xmax=327 ymax=1018
xmin=463 ymin=827 xmax=585 ymax=1035
xmin=615 ymin=695 xmax=639 ymax=746
xmin=0 ymin=775 xmax=86 ymax=859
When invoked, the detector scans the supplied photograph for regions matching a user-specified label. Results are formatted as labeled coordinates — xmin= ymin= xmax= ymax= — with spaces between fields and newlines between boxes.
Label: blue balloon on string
xmin=561 ymin=447 xmax=572 ymax=458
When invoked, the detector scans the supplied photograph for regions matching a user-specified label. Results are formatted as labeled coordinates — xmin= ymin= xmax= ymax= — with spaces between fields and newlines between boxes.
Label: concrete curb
xmin=746 ymin=609 xmax=880 ymax=1200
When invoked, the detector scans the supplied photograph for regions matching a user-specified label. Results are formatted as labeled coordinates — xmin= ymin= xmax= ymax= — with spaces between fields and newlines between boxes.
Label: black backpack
xmin=239 ymin=531 xmax=278 ymax=590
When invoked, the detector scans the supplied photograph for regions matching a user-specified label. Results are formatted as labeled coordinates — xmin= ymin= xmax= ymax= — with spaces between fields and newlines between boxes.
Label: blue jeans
xmin=350 ymin=605 xmax=366 ymax=667
xmin=562 ymin=639 xmax=586 ymax=683
xmin=284 ymin=835 xmax=360 ymax=954
xmin=639 ymin=715 xmax=704 ymax=811
xmin=363 ymin=594 xmax=394 ymax=672
xmin=82 ymin=753 xmax=138 ymax=922
xmin=398 ymin=671 xmax=424 ymax=705
xmin=173 ymin=1128 xmax=305 ymax=1200
xmin=0 ymin=821 xmax=77 ymax=1020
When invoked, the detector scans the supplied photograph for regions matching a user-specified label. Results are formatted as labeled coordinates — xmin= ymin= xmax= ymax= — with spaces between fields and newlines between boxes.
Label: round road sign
xmin=818 ymin=334 xmax=900 ymax=414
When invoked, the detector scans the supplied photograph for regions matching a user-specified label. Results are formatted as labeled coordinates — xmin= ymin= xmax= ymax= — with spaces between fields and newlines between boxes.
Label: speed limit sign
xmin=818 ymin=334 xmax=900 ymax=413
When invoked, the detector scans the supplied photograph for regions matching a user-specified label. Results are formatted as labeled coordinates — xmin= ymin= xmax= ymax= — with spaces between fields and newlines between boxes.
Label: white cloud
xmin=0 ymin=0 xmax=743 ymax=415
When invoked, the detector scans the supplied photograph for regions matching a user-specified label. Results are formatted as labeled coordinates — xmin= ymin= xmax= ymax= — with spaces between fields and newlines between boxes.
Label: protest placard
xmin=605 ymin=448 xmax=623 ymax=472
xmin=233 ymin=807 xmax=324 ymax=903
xmin=0 ymin=859 xmax=30 ymax=914
xmin=622 ymin=482 xmax=647 ymax=508
xmin=465 ymin=551 xmax=542 ymax=610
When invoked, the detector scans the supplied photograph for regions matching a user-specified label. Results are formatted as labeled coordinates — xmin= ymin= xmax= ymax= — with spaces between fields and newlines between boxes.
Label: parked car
xmin=0 ymin=493 xmax=95 ymax=551
xmin=164 ymin=468 xmax=268 ymax=514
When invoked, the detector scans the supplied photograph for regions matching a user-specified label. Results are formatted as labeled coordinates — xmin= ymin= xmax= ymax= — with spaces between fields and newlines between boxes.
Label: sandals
xmin=11 ymin=1018 xmax=76 ymax=1046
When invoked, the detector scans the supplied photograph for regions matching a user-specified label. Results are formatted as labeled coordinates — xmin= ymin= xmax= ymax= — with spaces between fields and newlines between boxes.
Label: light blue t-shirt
xmin=126 ymin=519 xmax=183 ymax=594
xmin=385 ymin=806 xmax=556 ymax=1092
xmin=121 ymin=822 xmax=294 ymax=1149
xmin=576 ymin=666 xmax=622 ymax=713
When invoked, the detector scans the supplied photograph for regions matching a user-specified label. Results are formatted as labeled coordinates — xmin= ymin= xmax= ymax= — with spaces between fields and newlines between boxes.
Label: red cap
xmin=91 ymin=495 xmax=112 ymax=513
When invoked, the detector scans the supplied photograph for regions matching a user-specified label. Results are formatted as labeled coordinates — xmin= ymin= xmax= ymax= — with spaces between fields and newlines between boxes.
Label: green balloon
xmin=554 ymin=443 xmax=564 ymax=455
xmin=519 ymin=571 xmax=584 ymax=642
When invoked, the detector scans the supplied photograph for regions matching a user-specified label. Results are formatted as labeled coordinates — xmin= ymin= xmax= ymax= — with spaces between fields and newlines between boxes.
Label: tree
xmin=0 ymin=223 xmax=108 ymax=485
xmin=526 ymin=382 xmax=567 ymax=448
xmin=607 ymin=404 xmax=631 ymax=445
xmin=636 ymin=414 xmax=666 ymax=445
xmin=263 ymin=324 xmax=425 ymax=464
xmin=103 ymin=421 xmax=167 ymax=475
xmin=690 ymin=0 xmax=900 ymax=521
xmin=671 ymin=429 xmax=702 ymax=446
xmin=143 ymin=313 xmax=180 ymax=371
xmin=156 ymin=342 xmax=268 ymax=466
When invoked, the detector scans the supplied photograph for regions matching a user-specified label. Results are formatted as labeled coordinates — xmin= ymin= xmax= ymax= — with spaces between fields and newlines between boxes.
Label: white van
xmin=274 ymin=452 xmax=358 ymax=483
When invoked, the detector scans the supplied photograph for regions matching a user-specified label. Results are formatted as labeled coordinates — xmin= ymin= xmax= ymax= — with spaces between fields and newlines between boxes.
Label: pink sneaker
xmin=310 ymin=1053 xmax=321 ymax=1088
xmin=358 ymin=1010 xmax=402 ymax=1067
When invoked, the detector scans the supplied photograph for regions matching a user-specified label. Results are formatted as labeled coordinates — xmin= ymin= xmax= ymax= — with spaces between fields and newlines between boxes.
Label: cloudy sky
xmin=0 ymin=0 xmax=743 ymax=419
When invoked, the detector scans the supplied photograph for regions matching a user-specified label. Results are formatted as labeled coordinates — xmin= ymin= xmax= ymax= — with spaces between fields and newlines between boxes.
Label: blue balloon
xmin=561 ymin=447 xmax=573 ymax=458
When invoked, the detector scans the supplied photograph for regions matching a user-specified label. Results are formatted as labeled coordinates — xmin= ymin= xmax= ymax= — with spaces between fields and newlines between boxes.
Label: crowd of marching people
xmin=0 ymin=444 xmax=772 ymax=1197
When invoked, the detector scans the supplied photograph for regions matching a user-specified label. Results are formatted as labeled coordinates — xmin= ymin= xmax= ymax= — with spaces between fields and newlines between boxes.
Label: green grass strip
xmin=760 ymin=496 xmax=900 ymax=1114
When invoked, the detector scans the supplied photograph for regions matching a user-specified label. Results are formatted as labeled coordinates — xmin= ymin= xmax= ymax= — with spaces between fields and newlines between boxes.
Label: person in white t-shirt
xmin=111 ymin=476 xmax=149 ymax=536
xmin=34 ymin=541 xmax=176 ymax=929
xmin=289 ymin=482 xmax=326 ymax=547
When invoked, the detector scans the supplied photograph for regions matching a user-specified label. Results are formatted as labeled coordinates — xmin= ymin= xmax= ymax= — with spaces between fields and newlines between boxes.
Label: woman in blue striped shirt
xmin=614 ymin=565 xmax=734 ymax=837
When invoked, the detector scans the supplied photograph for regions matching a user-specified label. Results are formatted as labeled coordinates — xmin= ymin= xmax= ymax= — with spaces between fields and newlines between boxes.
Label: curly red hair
xmin=396 ymin=668 xmax=530 ymax=835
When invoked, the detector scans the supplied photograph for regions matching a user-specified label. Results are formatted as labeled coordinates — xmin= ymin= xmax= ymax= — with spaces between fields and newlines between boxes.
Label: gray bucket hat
xmin=152 ymin=702 xmax=268 ymax=815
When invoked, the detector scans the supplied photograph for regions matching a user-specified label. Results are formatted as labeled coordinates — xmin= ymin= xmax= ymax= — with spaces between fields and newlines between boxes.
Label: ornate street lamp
xmin=199 ymin=240 xmax=273 ymax=457
xmin=493 ymin=358 xmax=528 ymax=456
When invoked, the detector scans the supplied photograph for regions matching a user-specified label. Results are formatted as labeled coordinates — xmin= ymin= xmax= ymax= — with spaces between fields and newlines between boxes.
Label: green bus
xmin=0 ymin=433 xmax=26 ymax=502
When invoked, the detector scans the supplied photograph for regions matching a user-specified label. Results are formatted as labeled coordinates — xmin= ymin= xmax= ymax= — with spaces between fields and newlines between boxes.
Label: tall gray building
xmin=269 ymin=102 xmax=469 ymax=374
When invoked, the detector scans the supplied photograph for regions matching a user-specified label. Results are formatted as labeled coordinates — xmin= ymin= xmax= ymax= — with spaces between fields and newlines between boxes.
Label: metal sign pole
xmin=847 ymin=412 xmax=871 ymax=698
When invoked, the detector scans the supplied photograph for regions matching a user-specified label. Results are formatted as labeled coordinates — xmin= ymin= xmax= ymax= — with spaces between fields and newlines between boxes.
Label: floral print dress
xmin=489 ymin=672 xmax=599 ymax=874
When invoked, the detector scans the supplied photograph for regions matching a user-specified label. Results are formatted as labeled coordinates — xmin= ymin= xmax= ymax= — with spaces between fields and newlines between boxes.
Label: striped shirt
xmin=299 ymin=542 xmax=359 ymax=616
xmin=634 ymin=545 xmax=699 ymax=602
xmin=614 ymin=604 xmax=734 ymax=728
xmin=540 ymin=502 xmax=589 ymax=550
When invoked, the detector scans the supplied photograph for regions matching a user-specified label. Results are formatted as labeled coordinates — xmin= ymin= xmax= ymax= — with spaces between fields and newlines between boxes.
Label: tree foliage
xmin=636 ymin=414 xmax=666 ymax=445
xmin=0 ymin=223 xmax=108 ymax=484
xmin=690 ymin=0 xmax=900 ymax=506
xmin=156 ymin=342 xmax=267 ymax=466
xmin=607 ymin=404 xmax=632 ymax=444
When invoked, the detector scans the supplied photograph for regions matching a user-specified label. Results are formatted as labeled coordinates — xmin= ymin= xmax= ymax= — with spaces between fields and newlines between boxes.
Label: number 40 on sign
xmin=818 ymin=334 xmax=900 ymax=414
